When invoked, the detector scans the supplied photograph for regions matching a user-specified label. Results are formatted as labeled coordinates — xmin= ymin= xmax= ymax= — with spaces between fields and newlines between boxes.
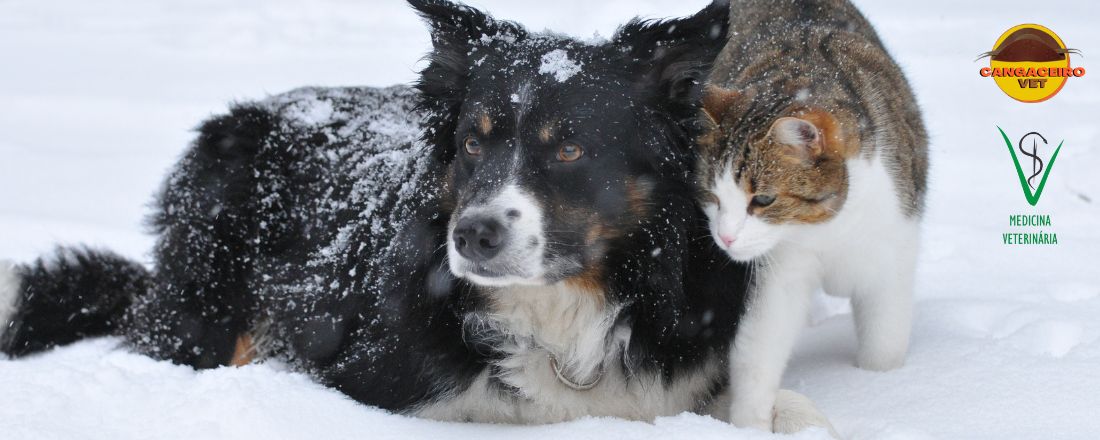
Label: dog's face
xmin=410 ymin=0 xmax=729 ymax=287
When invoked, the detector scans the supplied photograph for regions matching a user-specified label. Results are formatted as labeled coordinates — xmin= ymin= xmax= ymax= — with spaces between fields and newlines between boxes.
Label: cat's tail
xmin=0 ymin=247 xmax=151 ymax=357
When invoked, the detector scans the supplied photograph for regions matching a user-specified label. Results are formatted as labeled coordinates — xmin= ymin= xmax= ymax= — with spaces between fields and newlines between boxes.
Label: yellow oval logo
xmin=978 ymin=24 xmax=1085 ymax=103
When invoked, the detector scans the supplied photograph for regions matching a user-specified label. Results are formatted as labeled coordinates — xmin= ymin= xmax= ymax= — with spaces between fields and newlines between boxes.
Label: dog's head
xmin=410 ymin=0 xmax=729 ymax=287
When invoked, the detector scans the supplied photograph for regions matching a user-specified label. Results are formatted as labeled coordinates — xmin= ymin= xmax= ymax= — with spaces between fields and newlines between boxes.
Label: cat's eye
xmin=751 ymin=194 xmax=776 ymax=207
xmin=558 ymin=143 xmax=584 ymax=162
xmin=701 ymin=191 xmax=720 ymax=208
xmin=463 ymin=136 xmax=482 ymax=156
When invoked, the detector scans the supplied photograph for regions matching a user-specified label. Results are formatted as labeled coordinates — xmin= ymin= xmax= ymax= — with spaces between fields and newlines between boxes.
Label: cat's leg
xmin=729 ymin=250 xmax=818 ymax=430
xmin=852 ymin=283 xmax=912 ymax=371
xmin=851 ymin=222 xmax=918 ymax=371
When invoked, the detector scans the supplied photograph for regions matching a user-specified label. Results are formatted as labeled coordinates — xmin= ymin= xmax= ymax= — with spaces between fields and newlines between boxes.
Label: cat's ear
xmin=701 ymin=86 xmax=743 ymax=125
xmin=769 ymin=117 xmax=825 ymax=160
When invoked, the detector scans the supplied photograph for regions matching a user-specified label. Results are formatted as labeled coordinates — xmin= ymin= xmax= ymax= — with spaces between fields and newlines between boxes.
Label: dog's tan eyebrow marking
xmin=477 ymin=112 xmax=493 ymax=136
xmin=538 ymin=123 xmax=555 ymax=144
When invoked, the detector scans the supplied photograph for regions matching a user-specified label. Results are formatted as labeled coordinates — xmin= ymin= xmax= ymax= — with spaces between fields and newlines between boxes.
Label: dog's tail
xmin=0 ymin=248 xmax=151 ymax=357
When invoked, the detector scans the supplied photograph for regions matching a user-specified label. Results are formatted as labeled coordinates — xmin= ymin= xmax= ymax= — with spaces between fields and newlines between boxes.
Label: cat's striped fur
xmin=698 ymin=0 xmax=928 ymax=432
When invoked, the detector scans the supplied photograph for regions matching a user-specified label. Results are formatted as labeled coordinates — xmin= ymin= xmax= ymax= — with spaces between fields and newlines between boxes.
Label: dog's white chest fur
xmin=413 ymin=283 xmax=720 ymax=424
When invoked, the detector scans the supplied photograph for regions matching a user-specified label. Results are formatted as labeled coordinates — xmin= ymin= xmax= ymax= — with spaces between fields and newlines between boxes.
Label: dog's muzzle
xmin=447 ymin=184 xmax=546 ymax=286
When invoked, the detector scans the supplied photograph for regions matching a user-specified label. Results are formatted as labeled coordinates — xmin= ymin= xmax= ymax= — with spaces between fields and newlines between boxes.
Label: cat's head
xmin=694 ymin=86 xmax=856 ymax=261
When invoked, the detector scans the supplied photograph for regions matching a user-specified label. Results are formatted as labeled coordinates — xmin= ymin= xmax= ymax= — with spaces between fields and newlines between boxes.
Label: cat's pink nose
xmin=719 ymin=234 xmax=737 ymax=248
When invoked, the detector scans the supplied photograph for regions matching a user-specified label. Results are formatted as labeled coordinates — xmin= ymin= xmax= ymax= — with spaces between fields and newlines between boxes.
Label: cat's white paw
xmin=773 ymin=389 xmax=840 ymax=438
xmin=0 ymin=260 xmax=22 ymax=341
xmin=730 ymin=396 xmax=773 ymax=431
xmin=730 ymin=410 xmax=772 ymax=431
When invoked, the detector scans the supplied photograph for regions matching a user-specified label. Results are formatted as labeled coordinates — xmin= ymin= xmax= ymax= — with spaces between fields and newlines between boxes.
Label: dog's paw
xmin=773 ymin=389 xmax=840 ymax=439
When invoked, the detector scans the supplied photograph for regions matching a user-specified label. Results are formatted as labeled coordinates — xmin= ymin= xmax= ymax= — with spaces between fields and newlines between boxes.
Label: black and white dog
xmin=0 ymin=0 xmax=829 ymax=430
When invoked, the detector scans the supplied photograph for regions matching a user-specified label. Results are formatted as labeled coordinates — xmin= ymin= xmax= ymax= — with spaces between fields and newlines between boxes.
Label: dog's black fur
xmin=1 ymin=0 xmax=749 ymax=420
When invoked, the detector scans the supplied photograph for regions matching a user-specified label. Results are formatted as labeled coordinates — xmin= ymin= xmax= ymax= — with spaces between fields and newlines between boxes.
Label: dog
xmin=1 ymin=0 xmax=833 ymax=431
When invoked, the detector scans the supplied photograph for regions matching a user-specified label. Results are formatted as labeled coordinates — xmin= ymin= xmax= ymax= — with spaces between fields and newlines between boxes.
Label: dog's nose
xmin=453 ymin=216 xmax=505 ymax=262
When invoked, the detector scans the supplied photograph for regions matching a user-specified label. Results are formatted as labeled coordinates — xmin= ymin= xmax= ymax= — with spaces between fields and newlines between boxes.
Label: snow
xmin=539 ymin=49 xmax=583 ymax=82
xmin=1 ymin=0 xmax=1099 ymax=439
xmin=281 ymin=95 xmax=335 ymax=125
xmin=0 ymin=338 xmax=827 ymax=440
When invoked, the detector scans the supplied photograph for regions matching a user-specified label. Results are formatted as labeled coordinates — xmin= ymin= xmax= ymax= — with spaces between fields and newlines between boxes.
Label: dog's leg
xmin=773 ymin=389 xmax=840 ymax=438
xmin=124 ymin=108 xmax=283 ymax=369
xmin=123 ymin=264 xmax=255 ymax=369
xmin=729 ymin=250 xmax=818 ymax=430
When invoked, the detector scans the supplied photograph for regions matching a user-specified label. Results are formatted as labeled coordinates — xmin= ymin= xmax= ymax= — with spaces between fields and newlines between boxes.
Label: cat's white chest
xmin=786 ymin=154 xmax=920 ymax=297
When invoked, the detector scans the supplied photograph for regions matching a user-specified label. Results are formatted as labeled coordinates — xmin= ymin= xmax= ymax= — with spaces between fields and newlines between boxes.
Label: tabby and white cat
xmin=697 ymin=0 xmax=929 ymax=431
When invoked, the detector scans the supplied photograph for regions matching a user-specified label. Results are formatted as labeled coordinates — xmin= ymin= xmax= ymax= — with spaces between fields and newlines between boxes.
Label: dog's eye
xmin=558 ymin=143 xmax=584 ymax=162
xmin=463 ymin=136 xmax=482 ymax=156
xmin=751 ymin=194 xmax=776 ymax=207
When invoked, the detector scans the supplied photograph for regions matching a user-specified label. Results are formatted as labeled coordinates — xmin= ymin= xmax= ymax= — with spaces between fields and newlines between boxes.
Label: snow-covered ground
xmin=1 ymin=0 xmax=1098 ymax=439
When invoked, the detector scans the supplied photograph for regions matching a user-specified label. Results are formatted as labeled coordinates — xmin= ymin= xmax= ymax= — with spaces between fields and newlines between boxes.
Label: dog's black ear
xmin=408 ymin=0 xmax=525 ymax=161
xmin=408 ymin=0 xmax=526 ymax=106
xmin=615 ymin=0 xmax=730 ymax=116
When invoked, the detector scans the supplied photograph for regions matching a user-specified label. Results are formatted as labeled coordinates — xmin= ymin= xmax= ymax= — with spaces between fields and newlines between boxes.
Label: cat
xmin=695 ymin=0 xmax=929 ymax=431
